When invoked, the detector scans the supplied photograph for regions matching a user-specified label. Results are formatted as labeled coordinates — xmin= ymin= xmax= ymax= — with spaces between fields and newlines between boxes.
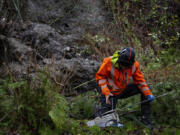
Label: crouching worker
xmin=96 ymin=47 xmax=155 ymax=127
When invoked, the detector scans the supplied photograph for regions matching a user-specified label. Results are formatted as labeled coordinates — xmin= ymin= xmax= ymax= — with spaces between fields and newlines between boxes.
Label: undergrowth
xmin=0 ymin=69 xmax=180 ymax=134
xmin=105 ymin=0 xmax=180 ymax=49
xmin=0 ymin=71 xmax=66 ymax=134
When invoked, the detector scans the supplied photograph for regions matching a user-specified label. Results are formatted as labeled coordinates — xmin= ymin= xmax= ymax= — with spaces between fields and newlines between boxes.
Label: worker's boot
xmin=141 ymin=115 xmax=155 ymax=128
xmin=141 ymin=94 xmax=155 ymax=128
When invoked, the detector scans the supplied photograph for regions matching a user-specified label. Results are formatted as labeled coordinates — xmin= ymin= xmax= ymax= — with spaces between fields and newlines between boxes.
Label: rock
xmin=42 ymin=57 xmax=100 ymax=93
xmin=7 ymin=38 xmax=32 ymax=54
xmin=0 ymin=37 xmax=32 ymax=63
xmin=0 ymin=0 xmax=108 ymax=93
xmin=20 ymin=23 xmax=70 ymax=60
xmin=62 ymin=58 xmax=100 ymax=92
xmin=27 ymin=0 xmax=106 ymax=29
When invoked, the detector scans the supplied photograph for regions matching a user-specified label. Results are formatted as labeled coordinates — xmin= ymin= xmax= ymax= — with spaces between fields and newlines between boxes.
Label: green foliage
xmin=159 ymin=48 xmax=180 ymax=66
xmin=125 ymin=121 xmax=135 ymax=132
xmin=80 ymin=45 xmax=93 ymax=57
xmin=0 ymin=74 xmax=179 ymax=134
xmin=49 ymin=94 xmax=69 ymax=130
xmin=159 ymin=128 xmax=180 ymax=135
xmin=105 ymin=0 xmax=180 ymax=55
xmin=140 ymin=48 xmax=180 ymax=72
xmin=152 ymin=81 xmax=180 ymax=126
xmin=70 ymin=93 xmax=96 ymax=119
xmin=39 ymin=125 xmax=59 ymax=135
xmin=0 ymin=72 xmax=67 ymax=134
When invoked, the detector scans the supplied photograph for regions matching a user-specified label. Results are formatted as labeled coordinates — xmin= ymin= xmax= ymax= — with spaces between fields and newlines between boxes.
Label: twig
xmin=53 ymin=77 xmax=64 ymax=86
xmin=12 ymin=0 xmax=23 ymax=22
xmin=72 ymin=78 xmax=96 ymax=90
xmin=0 ymin=109 xmax=15 ymax=122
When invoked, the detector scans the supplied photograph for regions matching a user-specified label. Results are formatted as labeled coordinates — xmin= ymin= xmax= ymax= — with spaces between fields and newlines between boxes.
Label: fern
xmin=49 ymin=94 xmax=69 ymax=130
xmin=0 ymin=72 xmax=66 ymax=134
xmin=39 ymin=125 xmax=59 ymax=135
xmin=7 ymin=81 xmax=26 ymax=90
xmin=70 ymin=95 xmax=96 ymax=119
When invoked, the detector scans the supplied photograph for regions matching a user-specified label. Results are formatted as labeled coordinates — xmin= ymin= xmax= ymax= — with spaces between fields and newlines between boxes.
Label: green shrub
xmin=152 ymin=81 xmax=180 ymax=126
xmin=159 ymin=48 xmax=180 ymax=66
xmin=105 ymin=0 xmax=180 ymax=54
xmin=69 ymin=94 xmax=96 ymax=119
xmin=0 ymin=72 xmax=68 ymax=134
xmin=39 ymin=125 xmax=60 ymax=135
xmin=49 ymin=94 xmax=69 ymax=130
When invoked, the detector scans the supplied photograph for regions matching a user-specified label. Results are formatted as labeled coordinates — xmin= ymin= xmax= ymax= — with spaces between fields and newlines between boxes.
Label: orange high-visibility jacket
xmin=96 ymin=57 xmax=153 ymax=97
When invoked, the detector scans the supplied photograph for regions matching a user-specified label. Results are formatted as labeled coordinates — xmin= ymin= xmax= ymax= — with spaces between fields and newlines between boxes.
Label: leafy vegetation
xmin=0 ymin=70 xmax=180 ymax=134
xmin=0 ymin=72 xmax=56 ymax=134
xmin=105 ymin=0 xmax=180 ymax=48
xmin=0 ymin=0 xmax=180 ymax=134
xmin=69 ymin=92 xmax=97 ymax=119
xmin=152 ymin=81 xmax=180 ymax=126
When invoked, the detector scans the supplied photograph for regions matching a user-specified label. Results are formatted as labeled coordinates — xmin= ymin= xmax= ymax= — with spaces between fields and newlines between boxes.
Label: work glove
xmin=147 ymin=95 xmax=155 ymax=102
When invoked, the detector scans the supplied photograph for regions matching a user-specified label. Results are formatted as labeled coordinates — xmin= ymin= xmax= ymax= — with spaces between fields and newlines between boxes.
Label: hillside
xmin=0 ymin=0 xmax=180 ymax=134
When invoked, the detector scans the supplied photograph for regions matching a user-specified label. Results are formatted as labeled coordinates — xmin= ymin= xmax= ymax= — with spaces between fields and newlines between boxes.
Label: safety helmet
xmin=117 ymin=47 xmax=135 ymax=67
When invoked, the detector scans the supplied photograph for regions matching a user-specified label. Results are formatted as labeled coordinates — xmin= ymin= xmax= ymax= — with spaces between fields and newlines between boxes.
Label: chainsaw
xmin=86 ymin=109 xmax=123 ymax=128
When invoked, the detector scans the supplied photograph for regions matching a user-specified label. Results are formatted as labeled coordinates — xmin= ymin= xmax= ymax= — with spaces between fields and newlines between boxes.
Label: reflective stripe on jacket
xmin=96 ymin=57 xmax=152 ymax=97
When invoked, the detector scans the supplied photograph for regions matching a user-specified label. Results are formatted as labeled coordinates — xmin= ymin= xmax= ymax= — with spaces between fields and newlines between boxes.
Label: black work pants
xmin=99 ymin=83 xmax=151 ymax=118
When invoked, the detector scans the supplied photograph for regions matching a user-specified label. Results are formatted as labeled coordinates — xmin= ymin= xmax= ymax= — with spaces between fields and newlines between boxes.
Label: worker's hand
xmin=106 ymin=93 xmax=113 ymax=104
xmin=147 ymin=95 xmax=155 ymax=102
